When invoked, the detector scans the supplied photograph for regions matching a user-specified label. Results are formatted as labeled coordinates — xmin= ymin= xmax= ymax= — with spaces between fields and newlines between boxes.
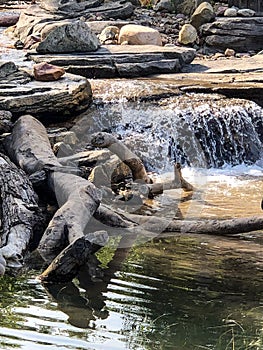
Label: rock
xmin=23 ymin=34 xmax=41 ymax=50
xmin=200 ymin=17 xmax=263 ymax=52
xmin=0 ymin=61 xmax=18 ymax=78
xmin=33 ymin=62 xmax=66 ymax=81
xmin=118 ymin=24 xmax=162 ymax=46
xmin=224 ymin=48 xmax=235 ymax=57
xmin=98 ymin=26 xmax=119 ymax=44
xmin=0 ymin=63 xmax=92 ymax=118
xmin=237 ymin=8 xmax=255 ymax=17
xmin=224 ymin=8 xmax=238 ymax=17
xmin=178 ymin=24 xmax=198 ymax=45
xmin=39 ymin=0 xmax=103 ymax=13
xmin=28 ymin=45 xmax=196 ymax=78
xmin=0 ymin=110 xmax=13 ymax=134
xmin=0 ymin=12 xmax=20 ymax=27
xmin=38 ymin=0 xmax=134 ymax=19
xmin=153 ymin=0 xmax=176 ymax=12
xmin=36 ymin=20 xmax=100 ymax=53
xmin=215 ymin=5 xmax=228 ymax=16
xmin=177 ymin=0 xmax=196 ymax=16
xmin=190 ymin=2 xmax=215 ymax=29
xmin=154 ymin=54 xmax=263 ymax=108
xmin=87 ymin=21 xmax=127 ymax=35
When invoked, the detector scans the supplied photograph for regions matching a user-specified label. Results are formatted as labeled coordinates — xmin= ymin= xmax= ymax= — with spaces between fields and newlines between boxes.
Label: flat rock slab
xmin=155 ymin=55 xmax=263 ymax=107
xmin=0 ymin=70 xmax=92 ymax=118
xmin=28 ymin=45 xmax=196 ymax=78
xmin=90 ymin=55 xmax=263 ymax=106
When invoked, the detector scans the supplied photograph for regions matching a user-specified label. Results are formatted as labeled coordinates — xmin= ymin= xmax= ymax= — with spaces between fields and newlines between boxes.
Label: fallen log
xmin=39 ymin=230 xmax=109 ymax=283
xmin=4 ymin=115 xmax=103 ymax=271
xmin=91 ymin=132 xmax=153 ymax=183
xmin=38 ymin=171 xmax=101 ymax=263
xmin=121 ymin=213 xmax=263 ymax=236
xmin=4 ymin=114 xmax=61 ymax=174
xmin=0 ymin=154 xmax=44 ymax=275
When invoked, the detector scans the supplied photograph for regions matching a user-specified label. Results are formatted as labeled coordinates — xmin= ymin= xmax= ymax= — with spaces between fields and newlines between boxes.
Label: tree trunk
xmin=0 ymin=154 xmax=44 ymax=275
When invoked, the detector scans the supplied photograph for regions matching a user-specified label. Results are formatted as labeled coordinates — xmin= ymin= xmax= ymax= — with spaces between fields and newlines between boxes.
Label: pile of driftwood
xmin=0 ymin=114 xmax=263 ymax=283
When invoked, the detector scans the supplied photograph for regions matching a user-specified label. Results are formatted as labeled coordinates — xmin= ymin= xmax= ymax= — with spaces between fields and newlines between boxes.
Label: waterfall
xmin=75 ymin=93 xmax=263 ymax=171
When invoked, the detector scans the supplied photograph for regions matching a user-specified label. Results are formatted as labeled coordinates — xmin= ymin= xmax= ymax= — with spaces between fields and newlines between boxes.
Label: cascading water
xmin=75 ymin=92 xmax=263 ymax=171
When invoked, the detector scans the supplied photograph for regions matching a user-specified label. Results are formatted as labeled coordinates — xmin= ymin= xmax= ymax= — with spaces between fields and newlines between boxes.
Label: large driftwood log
xmin=39 ymin=230 xmax=109 ymax=283
xmin=38 ymin=172 xmax=101 ymax=263
xmin=0 ymin=154 xmax=44 ymax=275
xmin=4 ymin=115 xmax=104 ymax=275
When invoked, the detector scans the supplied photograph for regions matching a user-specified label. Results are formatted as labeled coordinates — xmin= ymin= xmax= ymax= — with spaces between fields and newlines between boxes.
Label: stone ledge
xmin=28 ymin=45 xmax=196 ymax=78
xmin=0 ymin=70 xmax=92 ymax=118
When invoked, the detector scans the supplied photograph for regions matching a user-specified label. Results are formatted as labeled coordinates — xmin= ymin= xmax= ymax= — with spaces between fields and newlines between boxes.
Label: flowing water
xmin=1 ymin=42 xmax=263 ymax=348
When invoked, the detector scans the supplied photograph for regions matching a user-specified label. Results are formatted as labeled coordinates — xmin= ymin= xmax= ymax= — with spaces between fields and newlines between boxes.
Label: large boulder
xmin=190 ymin=2 xmax=215 ymax=29
xmin=36 ymin=20 xmax=100 ymax=53
xmin=200 ymin=17 xmax=263 ymax=52
xmin=118 ymin=24 xmax=162 ymax=46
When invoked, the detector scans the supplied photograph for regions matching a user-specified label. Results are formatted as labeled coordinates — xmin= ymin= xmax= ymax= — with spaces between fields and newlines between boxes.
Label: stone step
xmin=28 ymin=45 xmax=196 ymax=79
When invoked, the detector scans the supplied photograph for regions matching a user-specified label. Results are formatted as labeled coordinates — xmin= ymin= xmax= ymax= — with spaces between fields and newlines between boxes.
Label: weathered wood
xmin=0 ymin=154 xmax=44 ymax=275
xmin=123 ymin=213 xmax=263 ymax=236
xmin=4 ymin=114 xmax=61 ymax=174
xmin=38 ymin=171 xmax=101 ymax=263
xmin=4 ymin=115 xmax=102 ymax=269
xmin=38 ymin=230 xmax=108 ymax=283
xmin=91 ymin=132 xmax=153 ymax=184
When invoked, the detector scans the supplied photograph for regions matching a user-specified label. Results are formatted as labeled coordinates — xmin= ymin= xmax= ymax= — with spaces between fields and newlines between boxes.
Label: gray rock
xmin=200 ymin=17 xmax=263 ymax=52
xmin=0 ymin=64 xmax=92 ymax=117
xmin=39 ymin=0 xmax=103 ymax=13
xmin=0 ymin=61 xmax=18 ymax=78
xmin=36 ymin=20 xmax=100 ymax=53
xmin=190 ymin=2 xmax=215 ymax=29
xmin=98 ymin=26 xmax=119 ymax=44
xmin=28 ymin=45 xmax=196 ymax=79
xmin=237 ymin=8 xmax=255 ymax=17
xmin=224 ymin=8 xmax=238 ymax=17
xmin=153 ymin=0 xmax=176 ymax=12
xmin=38 ymin=0 xmax=134 ymax=19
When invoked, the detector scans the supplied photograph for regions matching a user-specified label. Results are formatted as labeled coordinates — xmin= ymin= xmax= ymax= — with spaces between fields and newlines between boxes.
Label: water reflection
xmin=0 ymin=226 xmax=263 ymax=349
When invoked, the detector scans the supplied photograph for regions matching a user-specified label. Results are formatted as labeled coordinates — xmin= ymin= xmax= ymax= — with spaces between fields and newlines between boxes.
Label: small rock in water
xmin=33 ymin=62 xmax=65 ymax=81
